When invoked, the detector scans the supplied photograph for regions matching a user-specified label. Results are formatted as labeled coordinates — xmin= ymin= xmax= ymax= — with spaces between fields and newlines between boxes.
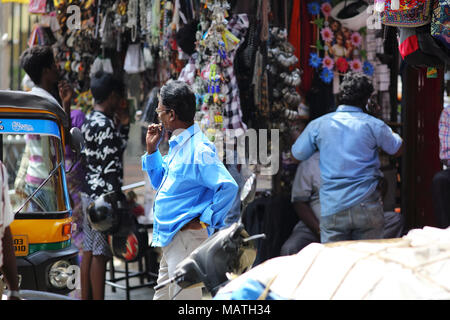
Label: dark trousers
xmin=431 ymin=169 xmax=450 ymax=228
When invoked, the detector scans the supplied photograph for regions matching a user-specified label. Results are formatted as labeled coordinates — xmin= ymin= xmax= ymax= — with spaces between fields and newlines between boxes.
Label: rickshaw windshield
xmin=1 ymin=118 xmax=69 ymax=214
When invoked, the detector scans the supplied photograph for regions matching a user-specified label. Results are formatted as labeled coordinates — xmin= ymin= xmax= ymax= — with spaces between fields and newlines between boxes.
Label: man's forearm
xmin=1 ymin=227 xmax=19 ymax=291
xmin=393 ymin=141 xmax=404 ymax=157
xmin=293 ymin=201 xmax=320 ymax=235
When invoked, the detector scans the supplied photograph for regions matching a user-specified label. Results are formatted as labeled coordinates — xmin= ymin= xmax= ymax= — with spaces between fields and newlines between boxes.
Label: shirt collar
xmin=168 ymin=123 xmax=200 ymax=148
xmin=31 ymin=86 xmax=62 ymax=108
xmin=336 ymin=105 xmax=364 ymax=113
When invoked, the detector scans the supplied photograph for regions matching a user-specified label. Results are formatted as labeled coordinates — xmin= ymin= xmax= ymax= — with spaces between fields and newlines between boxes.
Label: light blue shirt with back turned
xmin=291 ymin=105 xmax=403 ymax=217
xmin=142 ymin=123 xmax=238 ymax=247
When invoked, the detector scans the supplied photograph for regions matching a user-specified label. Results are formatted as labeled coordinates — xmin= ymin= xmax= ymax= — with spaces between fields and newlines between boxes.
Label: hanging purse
xmin=28 ymin=0 xmax=47 ymax=14
xmin=90 ymin=56 xmax=114 ymax=77
xmin=430 ymin=0 xmax=450 ymax=49
xmin=379 ymin=0 xmax=433 ymax=27
xmin=124 ymin=44 xmax=146 ymax=74
xmin=99 ymin=9 xmax=115 ymax=49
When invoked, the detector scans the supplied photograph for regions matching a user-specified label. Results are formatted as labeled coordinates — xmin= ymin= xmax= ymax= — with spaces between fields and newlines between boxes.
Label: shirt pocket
xmin=169 ymin=162 xmax=187 ymax=177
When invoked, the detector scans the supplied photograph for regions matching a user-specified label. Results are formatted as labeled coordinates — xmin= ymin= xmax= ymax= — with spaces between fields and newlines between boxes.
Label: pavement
xmin=104 ymin=257 xmax=157 ymax=300
xmin=67 ymin=241 xmax=212 ymax=301
xmin=102 ymin=249 xmax=213 ymax=300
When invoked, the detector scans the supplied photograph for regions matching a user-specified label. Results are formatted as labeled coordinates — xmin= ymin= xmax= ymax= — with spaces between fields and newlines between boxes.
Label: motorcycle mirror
xmin=240 ymin=173 xmax=257 ymax=207
xmin=70 ymin=127 xmax=84 ymax=153
xmin=67 ymin=127 xmax=85 ymax=173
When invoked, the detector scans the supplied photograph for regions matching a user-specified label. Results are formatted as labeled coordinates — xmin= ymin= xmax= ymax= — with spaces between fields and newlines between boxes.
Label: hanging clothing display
xmin=19 ymin=0 xmax=401 ymax=204
xmin=289 ymin=0 xmax=313 ymax=94
xmin=267 ymin=27 xmax=303 ymax=127
xmin=177 ymin=6 xmax=249 ymax=137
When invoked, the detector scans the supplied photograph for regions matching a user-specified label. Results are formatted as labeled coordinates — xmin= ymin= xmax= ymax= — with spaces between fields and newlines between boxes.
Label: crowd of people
xmin=0 ymin=44 xmax=448 ymax=300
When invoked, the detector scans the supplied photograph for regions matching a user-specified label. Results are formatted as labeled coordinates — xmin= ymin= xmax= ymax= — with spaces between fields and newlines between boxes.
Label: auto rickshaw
xmin=0 ymin=90 xmax=83 ymax=294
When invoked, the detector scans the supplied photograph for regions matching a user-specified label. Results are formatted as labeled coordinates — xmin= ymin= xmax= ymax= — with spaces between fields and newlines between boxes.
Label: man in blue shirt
xmin=142 ymin=80 xmax=238 ymax=300
xmin=291 ymin=72 xmax=403 ymax=243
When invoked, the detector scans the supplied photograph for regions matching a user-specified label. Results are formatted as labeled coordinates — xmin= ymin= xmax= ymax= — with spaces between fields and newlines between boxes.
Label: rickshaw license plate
xmin=13 ymin=235 xmax=29 ymax=256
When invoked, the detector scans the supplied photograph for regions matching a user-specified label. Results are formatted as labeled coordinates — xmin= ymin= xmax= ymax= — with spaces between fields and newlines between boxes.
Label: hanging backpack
xmin=398 ymin=24 xmax=450 ymax=67
xmin=377 ymin=0 xmax=449 ymax=67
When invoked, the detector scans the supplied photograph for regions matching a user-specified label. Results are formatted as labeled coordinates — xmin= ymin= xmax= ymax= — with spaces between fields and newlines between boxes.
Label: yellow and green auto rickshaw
xmin=0 ymin=90 xmax=83 ymax=294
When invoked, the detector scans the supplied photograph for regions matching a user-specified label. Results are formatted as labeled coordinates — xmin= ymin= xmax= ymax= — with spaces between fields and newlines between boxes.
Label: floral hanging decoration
xmin=350 ymin=32 xmax=362 ymax=47
xmin=363 ymin=61 xmax=375 ymax=76
xmin=336 ymin=57 xmax=349 ymax=73
xmin=309 ymin=52 xmax=323 ymax=69
xmin=350 ymin=58 xmax=363 ymax=72
xmin=308 ymin=0 xmax=372 ymax=83
xmin=307 ymin=2 xmax=321 ymax=15
xmin=320 ymin=27 xmax=334 ymax=43
xmin=321 ymin=2 xmax=333 ymax=17
xmin=322 ymin=55 xmax=335 ymax=70
xmin=320 ymin=68 xmax=334 ymax=83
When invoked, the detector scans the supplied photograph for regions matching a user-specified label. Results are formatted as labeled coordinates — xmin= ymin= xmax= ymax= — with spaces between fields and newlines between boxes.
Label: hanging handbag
xmin=28 ymin=0 xmax=47 ymax=14
xmin=430 ymin=0 xmax=450 ymax=49
xmin=123 ymin=44 xmax=146 ymax=74
xmin=379 ymin=0 xmax=433 ymax=27
xmin=89 ymin=56 xmax=114 ymax=77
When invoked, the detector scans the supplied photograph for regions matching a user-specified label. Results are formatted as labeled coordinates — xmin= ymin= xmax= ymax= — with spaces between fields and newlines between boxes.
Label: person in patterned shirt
xmin=0 ymin=161 xmax=20 ymax=300
xmin=432 ymin=105 xmax=450 ymax=229
xmin=80 ymin=71 xmax=129 ymax=300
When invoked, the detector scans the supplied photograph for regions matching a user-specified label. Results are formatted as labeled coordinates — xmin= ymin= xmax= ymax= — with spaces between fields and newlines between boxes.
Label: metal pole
xmin=18 ymin=3 xmax=22 ymax=90
xmin=0 ymin=135 xmax=3 ymax=161
xmin=9 ymin=2 xmax=14 ymax=89
xmin=28 ymin=9 xmax=31 ymax=44
xmin=0 ymin=2 xmax=3 ymax=90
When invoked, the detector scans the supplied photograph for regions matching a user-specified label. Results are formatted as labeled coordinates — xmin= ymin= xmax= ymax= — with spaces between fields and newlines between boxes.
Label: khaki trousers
xmin=153 ymin=229 xmax=208 ymax=300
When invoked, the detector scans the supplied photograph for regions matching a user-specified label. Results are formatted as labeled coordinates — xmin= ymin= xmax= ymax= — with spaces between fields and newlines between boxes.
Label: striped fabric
xmin=439 ymin=106 xmax=450 ymax=166
xmin=24 ymin=135 xmax=52 ymax=187
xmin=0 ymin=161 xmax=14 ymax=268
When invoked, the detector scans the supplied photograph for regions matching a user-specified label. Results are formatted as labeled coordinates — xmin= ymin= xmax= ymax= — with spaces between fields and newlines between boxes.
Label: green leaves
xmin=313 ymin=17 xmax=325 ymax=29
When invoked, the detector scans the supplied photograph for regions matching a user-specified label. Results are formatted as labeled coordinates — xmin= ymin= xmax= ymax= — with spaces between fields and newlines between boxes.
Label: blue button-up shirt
xmin=291 ymin=105 xmax=403 ymax=216
xmin=142 ymin=123 xmax=238 ymax=247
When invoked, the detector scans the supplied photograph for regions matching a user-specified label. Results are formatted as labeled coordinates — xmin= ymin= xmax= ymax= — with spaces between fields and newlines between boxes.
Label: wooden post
xmin=401 ymin=65 xmax=444 ymax=230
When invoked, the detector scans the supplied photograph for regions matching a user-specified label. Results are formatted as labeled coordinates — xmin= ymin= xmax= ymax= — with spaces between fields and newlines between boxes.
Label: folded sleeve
xmin=291 ymin=122 xmax=319 ymax=161
xmin=375 ymin=122 xmax=403 ymax=155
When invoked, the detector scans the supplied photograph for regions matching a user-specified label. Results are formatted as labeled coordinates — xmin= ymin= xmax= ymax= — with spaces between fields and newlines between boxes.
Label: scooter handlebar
xmin=153 ymin=272 xmax=185 ymax=291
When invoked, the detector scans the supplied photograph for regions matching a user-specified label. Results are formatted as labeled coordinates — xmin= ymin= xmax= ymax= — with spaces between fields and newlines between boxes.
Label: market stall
xmin=15 ymin=0 xmax=448 ymax=264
